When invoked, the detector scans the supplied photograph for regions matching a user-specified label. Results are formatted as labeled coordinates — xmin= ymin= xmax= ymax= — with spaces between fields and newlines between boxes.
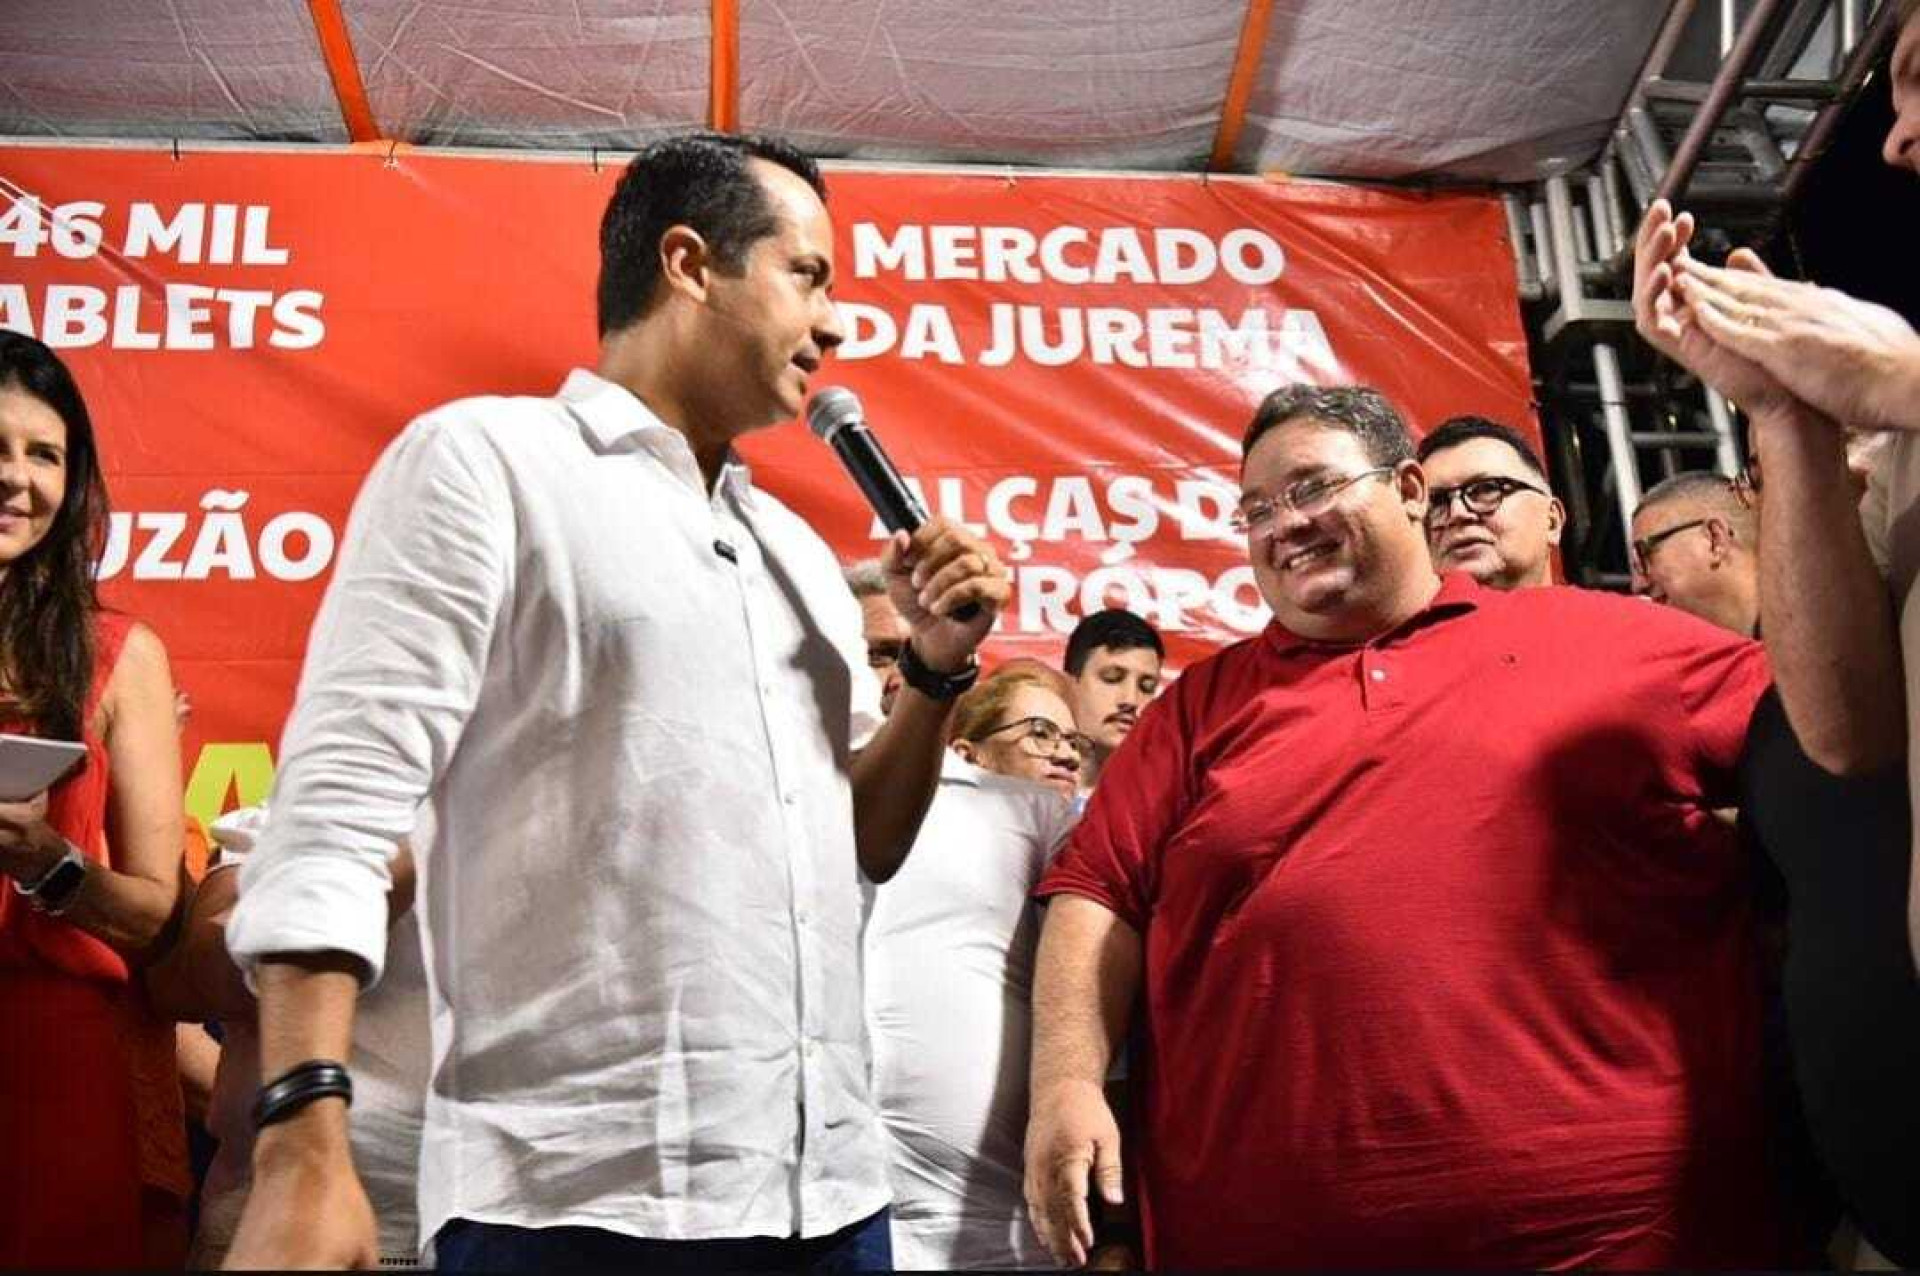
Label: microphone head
xmin=807 ymin=387 xmax=864 ymax=443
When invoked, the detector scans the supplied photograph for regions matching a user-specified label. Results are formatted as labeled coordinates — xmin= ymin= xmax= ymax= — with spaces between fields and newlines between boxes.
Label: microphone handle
xmin=827 ymin=425 xmax=981 ymax=624
xmin=829 ymin=426 xmax=925 ymax=534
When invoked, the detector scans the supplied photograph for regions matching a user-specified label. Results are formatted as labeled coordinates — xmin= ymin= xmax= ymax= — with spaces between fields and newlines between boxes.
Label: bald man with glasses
xmin=1418 ymin=415 xmax=1566 ymax=590
xmin=1630 ymin=472 xmax=1760 ymax=637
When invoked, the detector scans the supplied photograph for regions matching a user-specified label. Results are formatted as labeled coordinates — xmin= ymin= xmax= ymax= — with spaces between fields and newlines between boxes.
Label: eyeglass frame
xmin=1423 ymin=475 xmax=1550 ymax=528
xmin=1630 ymin=518 xmax=1712 ymax=572
xmin=973 ymin=715 xmax=1095 ymax=762
xmin=1231 ymin=465 xmax=1398 ymax=535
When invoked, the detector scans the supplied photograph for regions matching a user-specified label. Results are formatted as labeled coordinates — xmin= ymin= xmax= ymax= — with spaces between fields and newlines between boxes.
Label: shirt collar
xmin=559 ymin=368 xmax=756 ymax=506
xmin=1266 ymin=570 xmax=1483 ymax=656
xmin=940 ymin=750 xmax=986 ymax=785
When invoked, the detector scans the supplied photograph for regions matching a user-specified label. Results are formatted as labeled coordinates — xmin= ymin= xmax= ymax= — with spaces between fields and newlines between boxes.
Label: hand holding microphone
xmin=808 ymin=388 xmax=1009 ymax=674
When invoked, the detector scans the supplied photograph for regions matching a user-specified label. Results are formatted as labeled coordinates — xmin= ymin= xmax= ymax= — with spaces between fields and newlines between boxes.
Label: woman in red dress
xmin=0 ymin=331 xmax=187 ymax=1268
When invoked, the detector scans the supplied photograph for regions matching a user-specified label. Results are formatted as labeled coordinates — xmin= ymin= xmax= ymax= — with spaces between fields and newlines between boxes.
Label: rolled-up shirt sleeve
xmin=227 ymin=413 xmax=513 ymax=987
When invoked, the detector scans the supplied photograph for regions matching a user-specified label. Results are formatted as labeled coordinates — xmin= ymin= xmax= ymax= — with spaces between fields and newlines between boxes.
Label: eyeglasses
xmin=1630 ymin=518 xmax=1710 ymax=572
xmin=1231 ymin=467 xmax=1396 ymax=535
xmin=1424 ymin=476 xmax=1548 ymax=528
xmin=975 ymin=716 xmax=1094 ymax=763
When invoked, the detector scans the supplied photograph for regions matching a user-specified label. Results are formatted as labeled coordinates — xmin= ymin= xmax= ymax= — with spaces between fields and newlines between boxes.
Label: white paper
xmin=0 ymin=733 xmax=88 ymax=802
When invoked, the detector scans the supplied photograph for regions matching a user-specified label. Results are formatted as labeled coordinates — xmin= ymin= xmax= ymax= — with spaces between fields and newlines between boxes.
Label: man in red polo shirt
xmin=1024 ymin=385 xmax=1780 ymax=1270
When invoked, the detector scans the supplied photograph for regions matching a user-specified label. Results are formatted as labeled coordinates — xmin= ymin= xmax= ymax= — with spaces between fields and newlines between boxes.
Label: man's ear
xmin=951 ymin=738 xmax=979 ymax=764
xmin=659 ymin=224 xmax=713 ymax=304
xmin=1545 ymin=497 xmax=1567 ymax=546
xmin=1705 ymin=516 xmax=1735 ymax=562
xmin=1397 ymin=459 xmax=1430 ymax=523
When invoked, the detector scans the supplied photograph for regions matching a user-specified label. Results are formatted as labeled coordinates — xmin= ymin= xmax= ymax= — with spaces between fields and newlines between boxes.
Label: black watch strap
xmin=253 ymin=1059 xmax=354 ymax=1130
xmin=895 ymin=640 xmax=980 ymax=702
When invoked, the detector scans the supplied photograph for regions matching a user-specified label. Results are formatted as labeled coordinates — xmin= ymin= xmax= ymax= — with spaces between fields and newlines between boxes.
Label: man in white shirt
xmin=221 ymin=132 xmax=1010 ymax=1271
xmin=865 ymin=663 xmax=1079 ymax=1269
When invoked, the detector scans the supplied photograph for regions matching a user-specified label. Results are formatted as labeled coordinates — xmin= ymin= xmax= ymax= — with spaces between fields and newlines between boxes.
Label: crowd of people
xmin=1 ymin=6 xmax=1917 ymax=1268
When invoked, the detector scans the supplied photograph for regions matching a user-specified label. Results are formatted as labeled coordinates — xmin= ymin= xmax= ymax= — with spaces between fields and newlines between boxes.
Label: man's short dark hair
xmin=1243 ymin=385 xmax=1414 ymax=469
xmin=597 ymin=132 xmax=826 ymax=337
xmin=1416 ymin=415 xmax=1548 ymax=479
xmin=1065 ymin=608 xmax=1165 ymax=676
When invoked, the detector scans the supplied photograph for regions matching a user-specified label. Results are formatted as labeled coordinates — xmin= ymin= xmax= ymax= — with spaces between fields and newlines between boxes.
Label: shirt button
xmin=1370 ymin=668 xmax=1388 ymax=682
xmin=783 ymin=792 xmax=798 ymax=807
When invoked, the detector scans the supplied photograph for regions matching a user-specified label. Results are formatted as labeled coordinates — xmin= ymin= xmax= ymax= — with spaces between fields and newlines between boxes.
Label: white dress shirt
xmin=864 ymin=753 xmax=1076 ymax=1269
xmin=227 ymin=369 xmax=890 ymax=1245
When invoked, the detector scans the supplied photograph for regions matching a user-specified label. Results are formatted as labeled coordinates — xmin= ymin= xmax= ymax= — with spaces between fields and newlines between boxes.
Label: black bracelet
xmin=252 ymin=1058 xmax=354 ymax=1130
xmin=895 ymin=640 xmax=979 ymax=701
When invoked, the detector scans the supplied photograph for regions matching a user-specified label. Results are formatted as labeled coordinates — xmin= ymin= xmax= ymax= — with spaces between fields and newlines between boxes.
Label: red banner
xmin=0 ymin=146 xmax=1531 ymax=828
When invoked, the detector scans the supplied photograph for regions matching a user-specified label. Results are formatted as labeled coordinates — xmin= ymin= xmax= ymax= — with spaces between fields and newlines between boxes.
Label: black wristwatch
xmin=13 ymin=841 xmax=88 ymax=916
xmin=895 ymin=640 xmax=980 ymax=701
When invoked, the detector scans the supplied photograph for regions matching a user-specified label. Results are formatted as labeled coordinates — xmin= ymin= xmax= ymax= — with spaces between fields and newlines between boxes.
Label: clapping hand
xmin=1631 ymin=200 xmax=1811 ymax=422
xmin=1673 ymin=251 xmax=1920 ymax=434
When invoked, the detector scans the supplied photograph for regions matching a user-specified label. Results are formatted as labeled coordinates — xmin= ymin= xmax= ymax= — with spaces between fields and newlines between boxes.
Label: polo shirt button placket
xmin=1362 ymin=653 xmax=1402 ymax=711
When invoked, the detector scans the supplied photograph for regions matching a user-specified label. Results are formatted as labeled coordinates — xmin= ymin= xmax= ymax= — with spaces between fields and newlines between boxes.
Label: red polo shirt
xmin=1038 ymin=575 xmax=1777 ymax=1269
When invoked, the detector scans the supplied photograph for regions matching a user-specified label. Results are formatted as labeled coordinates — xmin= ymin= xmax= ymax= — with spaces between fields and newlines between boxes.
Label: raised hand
xmin=1675 ymin=253 xmax=1920 ymax=434
xmin=1631 ymin=201 xmax=1807 ymax=421
xmin=881 ymin=516 xmax=1009 ymax=673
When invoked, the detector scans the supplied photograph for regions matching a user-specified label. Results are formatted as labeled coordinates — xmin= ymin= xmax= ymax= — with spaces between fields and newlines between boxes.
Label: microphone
xmin=807 ymin=387 xmax=980 ymax=623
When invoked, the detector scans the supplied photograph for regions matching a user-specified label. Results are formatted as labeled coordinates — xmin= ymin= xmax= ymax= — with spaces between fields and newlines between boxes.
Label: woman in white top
xmin=865 ymin=670 xmax=1082 ymax=1269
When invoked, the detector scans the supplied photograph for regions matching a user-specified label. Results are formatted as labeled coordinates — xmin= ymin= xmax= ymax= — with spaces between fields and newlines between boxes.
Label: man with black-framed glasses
xmin=1629 ymin=471 xmax=1760 ymax=637
xmin=1417 ymin=415 xmax=1565 ymax=590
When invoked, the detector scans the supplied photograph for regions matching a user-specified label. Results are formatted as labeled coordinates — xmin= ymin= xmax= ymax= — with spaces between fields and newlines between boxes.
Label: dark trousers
xmin=434 ymin=1209 xmax=892 ymax=1273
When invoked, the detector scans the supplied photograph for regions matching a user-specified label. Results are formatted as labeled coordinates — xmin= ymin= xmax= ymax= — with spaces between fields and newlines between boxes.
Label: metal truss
xmin=1507 ymin=0 xmax=1905 ymax=587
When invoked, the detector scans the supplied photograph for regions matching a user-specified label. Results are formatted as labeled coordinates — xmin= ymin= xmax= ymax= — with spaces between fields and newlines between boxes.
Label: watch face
xmin=34 ymin=855 xmax=86 ymax=910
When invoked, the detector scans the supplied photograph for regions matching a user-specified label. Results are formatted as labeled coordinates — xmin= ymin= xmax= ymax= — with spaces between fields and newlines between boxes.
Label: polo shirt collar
xmin=1266 ymin=570 xmax=1483 ymax=656
xmin=559 ymin=368 xmax=757 ymax=505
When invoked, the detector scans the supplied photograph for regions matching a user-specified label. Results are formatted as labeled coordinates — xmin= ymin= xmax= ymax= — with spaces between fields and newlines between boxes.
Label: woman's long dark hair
xmin=0 ymin=332 xmax=110 ymax=742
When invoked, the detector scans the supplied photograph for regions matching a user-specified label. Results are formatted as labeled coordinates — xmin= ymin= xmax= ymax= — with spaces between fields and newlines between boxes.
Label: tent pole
xmin=1209 ymin=0 xmax=1275 ymax=172
xmin=305 ymin=0 xmax=381 ymax=143
xmin=710 ymin=0 xmax=741 ymax=132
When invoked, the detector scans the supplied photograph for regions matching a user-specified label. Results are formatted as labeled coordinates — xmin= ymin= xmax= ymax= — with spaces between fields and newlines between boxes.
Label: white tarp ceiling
xmin=0 ymin=1 xmax=1673 ymax=183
